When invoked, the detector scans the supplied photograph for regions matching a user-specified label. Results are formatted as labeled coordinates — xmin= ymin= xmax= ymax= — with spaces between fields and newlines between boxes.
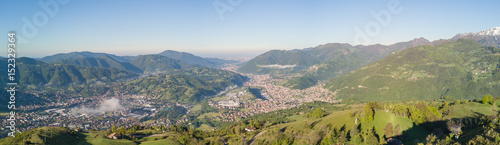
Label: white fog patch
xmin=257 ymin=64 xmax=297 ymax=69
xmin=216 ymin=85 xmax=238 ymax=96
xmin=69 ymin=98 xmax=123 ymax=114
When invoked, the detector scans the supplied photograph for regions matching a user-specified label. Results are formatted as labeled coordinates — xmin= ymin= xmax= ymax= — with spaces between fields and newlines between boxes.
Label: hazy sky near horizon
xmin=1 ymin=0 xmax=499 ymax=58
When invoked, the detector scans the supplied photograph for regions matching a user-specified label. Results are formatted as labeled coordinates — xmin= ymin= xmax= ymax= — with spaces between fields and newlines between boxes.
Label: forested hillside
xmin=326 ymin=39 xmax=500 ymax=102
xmin=0 ymin=57 xmax=137 ymax=89
xmin=52 ymin=55 xmax=143 ymax=73
xmin=121 ymin=67 xmax=247 ymax=104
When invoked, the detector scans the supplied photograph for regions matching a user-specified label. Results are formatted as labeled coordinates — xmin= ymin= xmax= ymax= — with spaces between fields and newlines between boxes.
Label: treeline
xmin=358 ymin=101 xmax=441 ymax=125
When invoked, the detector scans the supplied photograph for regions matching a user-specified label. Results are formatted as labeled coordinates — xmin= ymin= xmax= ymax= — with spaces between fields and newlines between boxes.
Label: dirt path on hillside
xmin=249 ymin=130 xmax=267 ymax=145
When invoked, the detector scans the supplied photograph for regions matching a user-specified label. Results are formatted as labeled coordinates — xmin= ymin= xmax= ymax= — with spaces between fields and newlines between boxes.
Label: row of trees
xmin=319 ymin=124 xmax=386 ymax=145
xmin=363 ymin=104 xmax=374 ymax=122
xmin=369 ymin=101 xmax=442 ymax=125
xmin=106 ymin=125 xmax=127 ymax=136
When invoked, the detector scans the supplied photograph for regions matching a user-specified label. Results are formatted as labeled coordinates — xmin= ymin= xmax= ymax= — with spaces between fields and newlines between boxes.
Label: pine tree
xmin=363 ymin=105 xmax=374 ymax=122
xmin=118 ymin=126 xmax=125 ymax=136
xmin=350 ymin=124 xmax=359 ymax=138
xmin=352 ymin=134 xmax=363 ymax=144
xmin=338 ymin=131 xmax=347 ymax=144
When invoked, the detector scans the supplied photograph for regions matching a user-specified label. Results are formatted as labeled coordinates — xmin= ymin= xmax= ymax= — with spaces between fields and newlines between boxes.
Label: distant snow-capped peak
xmin=464 ymin=26 xmax=500 ymax=36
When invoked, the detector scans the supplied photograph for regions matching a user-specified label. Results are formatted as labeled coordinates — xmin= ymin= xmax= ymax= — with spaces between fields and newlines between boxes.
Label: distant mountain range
xmin=41 ymin=50 xmax=237 ymax=69
xmin=7 ymin=27 xmax=500 ymax=103
xmin=240 ymin=37 xmax=441 ymax=69
xmin=158 ymin=50 xmax=237 ymax=67
xmin=239 ymin=37 xmax=446 ymax=89
xmin=240 ymin=26 xmax=500 ymax=89
xmin=238 ymin=37 xmax=446 ymax=74
xmin=452 ymin=26 xmax=500 ymax=48
xmin=53 ymin=55 xmax=144 ymax=73
xmin=50 ymin=53 xmax=200 ymax=74
xmin=129 ymin=54 xmax=198 ymax=73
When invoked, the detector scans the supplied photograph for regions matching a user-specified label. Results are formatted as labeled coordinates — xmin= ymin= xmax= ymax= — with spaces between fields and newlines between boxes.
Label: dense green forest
xmin=325 ymin=39 xmax=500 ymax=102
xmin=0 ymin=57 xmax=137 ymax=89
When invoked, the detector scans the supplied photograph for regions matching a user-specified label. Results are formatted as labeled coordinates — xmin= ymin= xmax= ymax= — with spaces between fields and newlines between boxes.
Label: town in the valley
xmin=0 ymin=64 xmax=337 ymax=137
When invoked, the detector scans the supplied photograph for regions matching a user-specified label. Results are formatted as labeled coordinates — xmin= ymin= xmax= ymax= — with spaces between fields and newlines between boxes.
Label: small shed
xmin=245 ymin=126 xmax=256 ymax=132
xmin=107 ymin=133 xmax=121 ymax=139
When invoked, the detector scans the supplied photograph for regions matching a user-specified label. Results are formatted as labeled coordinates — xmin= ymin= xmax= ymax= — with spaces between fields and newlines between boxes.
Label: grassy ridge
xmin=0 ymin=127 xmax=181 ymax=145
xmin=0 ymin=127 xmax=86 ymax=145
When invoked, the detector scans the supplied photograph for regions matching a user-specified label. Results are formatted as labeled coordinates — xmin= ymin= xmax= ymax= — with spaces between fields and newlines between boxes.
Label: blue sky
xmin=1 ymin=0 xmax=499 ymax=58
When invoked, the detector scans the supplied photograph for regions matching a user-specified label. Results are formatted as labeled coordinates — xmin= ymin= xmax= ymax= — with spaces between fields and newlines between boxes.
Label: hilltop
xmin=40 ymin=51 xmax=131 ymax=63
xmin=52 ymin=55 xmax=143 ymax=73
xmin=40 ymin=50 xmax=238 ymax=69
xmin=129 ymin=54 xmax=198 ymax=73
xmin=159 ymin=50 xmax=236 ymax=68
